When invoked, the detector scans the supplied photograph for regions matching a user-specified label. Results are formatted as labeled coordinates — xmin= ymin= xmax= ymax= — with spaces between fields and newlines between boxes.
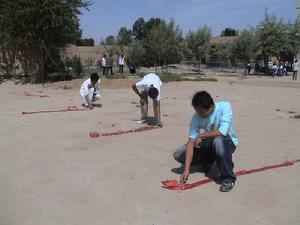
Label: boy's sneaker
xmin=137 ymin=119 xmax=146 ymax=124
xmin=219 ymin=179 xmax=235 ymax=192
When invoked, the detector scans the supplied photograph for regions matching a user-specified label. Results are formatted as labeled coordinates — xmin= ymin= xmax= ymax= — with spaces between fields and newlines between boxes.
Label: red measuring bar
xmin=162 ymin=159 xmax=300 ymax=191
xmin=90 ymin=125 xmax=160 ymax=137
xmin=22 ymin=106 xmax=90 ymax=115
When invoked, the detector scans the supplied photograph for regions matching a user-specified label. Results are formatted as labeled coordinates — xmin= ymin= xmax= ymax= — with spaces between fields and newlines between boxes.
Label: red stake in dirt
xmin=90 ymin=125 xmax=160 ymax=137
xmin=162 ymin=159 xmax=300 ymax=191
xmin=22 ymin=106 xmax=90 ymax=115
xmin=24 ymin=91 xmax=50 ymax=98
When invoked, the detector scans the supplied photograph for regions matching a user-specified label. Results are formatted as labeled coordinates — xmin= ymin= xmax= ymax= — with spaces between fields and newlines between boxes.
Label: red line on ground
xmin=22 ymin=106 xmax=90 ymax=115
xmin=90 ymin=125 xmax=160 ymax=137
xmin=162 ymin=159 xmax=300 ymax=191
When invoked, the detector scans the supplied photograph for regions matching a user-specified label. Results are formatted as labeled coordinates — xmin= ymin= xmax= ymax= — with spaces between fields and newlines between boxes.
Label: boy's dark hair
xmin=192 ymin=91 xmax=214 ymax=109
xmin=90 ymin=73 xmax=99 ymax=82
xmin=148 ymin=86 xmax=159 ymax=99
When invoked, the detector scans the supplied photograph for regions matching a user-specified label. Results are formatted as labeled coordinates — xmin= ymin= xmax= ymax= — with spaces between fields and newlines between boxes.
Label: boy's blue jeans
xmin=173 ymin=136 xmax=236 ymax=182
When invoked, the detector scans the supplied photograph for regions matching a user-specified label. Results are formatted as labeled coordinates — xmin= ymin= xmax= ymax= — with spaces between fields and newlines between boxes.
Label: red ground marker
xmin=90 ymin=125 xmax=160 ymax=137
xmin=162 ymin=159 xmax=300 ymax=191
xmin=22 ymin=106 xmax=90 ymax=115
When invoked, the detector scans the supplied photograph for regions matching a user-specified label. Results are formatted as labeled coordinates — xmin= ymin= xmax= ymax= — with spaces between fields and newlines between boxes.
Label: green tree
xmin=210 ymin=43 xmax=234 ymax=71
xmin=221 ymin=27 xmax=238 ymax=36
xmin=0 ymin=0 xmax=91 ymax=83
xmin=277 ymin=17 xmax=300 ymax=62
xmin=132 ymin=18 xmax=145 ymax=40
xmin=232 ymin=29 xmax=256 ymax=62
xmin=105 ymin=35 xmax=116 ymax=45
xmin=255 ymin=11 xmax=290 ymax=65
xmin=186 ymin=26 xmax=212 ymax=74
xmin=126 ymin=40 xmax=146 ymax=68
xmin=76 ymin=38 xmax=95 ymax=46
xmin=116 ymin=27 xmax=132 ymax=46
xmin=143 ymin=19 xmax=184 ymax=67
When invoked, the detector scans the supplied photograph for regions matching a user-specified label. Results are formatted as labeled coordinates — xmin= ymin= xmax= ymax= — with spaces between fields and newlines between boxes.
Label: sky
xmin=79 ymin=0 xmax=298 ymax=44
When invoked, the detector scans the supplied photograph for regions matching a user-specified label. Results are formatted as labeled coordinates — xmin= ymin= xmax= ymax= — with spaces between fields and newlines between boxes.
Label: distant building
xmin=63 ymin=45 xmax=107 ymax=68
xmin=209 ymin=36 xmax=238 ymax=45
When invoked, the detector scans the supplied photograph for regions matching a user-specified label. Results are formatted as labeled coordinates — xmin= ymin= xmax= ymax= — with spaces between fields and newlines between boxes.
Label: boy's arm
xmin=199 ymin=130 xmax=223 ymax=139
xmin=131 ymin=84 xmax=143 ymax=99
xmin=84 ymin=96 xmax=93 ymax=109
xmin=181 ymin=138 xmax=196 ymax=183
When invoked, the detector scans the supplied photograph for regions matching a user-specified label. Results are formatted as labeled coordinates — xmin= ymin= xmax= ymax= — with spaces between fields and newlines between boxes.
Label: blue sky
xmin=79 ymin=0 xmax=298 ymax=44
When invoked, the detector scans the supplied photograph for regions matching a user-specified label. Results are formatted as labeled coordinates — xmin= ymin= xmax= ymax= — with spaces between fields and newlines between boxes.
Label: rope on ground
xmin=90 ymin=125 xmax=160 ymax=137
xmin=22 ymin=106 xmax=90 ymax=115
xmin=162 ymin=159 xmax=300 ymax=191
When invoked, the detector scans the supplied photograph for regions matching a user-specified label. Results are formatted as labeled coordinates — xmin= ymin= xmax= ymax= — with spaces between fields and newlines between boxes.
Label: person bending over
xmin=132 ymin=73 xmax=163 ymax=127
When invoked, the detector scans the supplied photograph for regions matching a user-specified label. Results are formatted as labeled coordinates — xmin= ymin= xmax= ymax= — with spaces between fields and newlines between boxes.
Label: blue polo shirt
xmin=189 ymin=101 xmax=238 ymax=146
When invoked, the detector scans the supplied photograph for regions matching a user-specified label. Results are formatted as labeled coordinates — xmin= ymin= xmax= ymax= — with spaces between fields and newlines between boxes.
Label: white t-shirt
xmin=119 ymin=57 xmax=125 ymax=65
xmin=135 ymin=73 xmax=162 ymax=101
xmin=293 ymin=62 xmax=299 ymax=71
xmin=101 ymin=57 xmax=106 ymax=67
xmin=80 ymin=78 xmax=100 ymax=96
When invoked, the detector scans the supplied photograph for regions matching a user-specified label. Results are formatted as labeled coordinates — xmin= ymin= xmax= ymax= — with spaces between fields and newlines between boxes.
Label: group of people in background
xmin=101 ymin=54 xmax=125 ymax=76
xmin=246 ymin=59 xmax=299 ymax=80
xmin=267 ymin=59 xmax=299 ymax=80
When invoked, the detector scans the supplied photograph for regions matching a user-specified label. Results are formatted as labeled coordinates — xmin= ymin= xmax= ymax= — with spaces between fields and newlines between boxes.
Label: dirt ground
xmin=1 ymin=74 xmax=300 ymax=225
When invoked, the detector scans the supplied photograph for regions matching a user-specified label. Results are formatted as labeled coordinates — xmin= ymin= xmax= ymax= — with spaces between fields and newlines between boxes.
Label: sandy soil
xmin=1 ymin=74 xmax=300 ymax=225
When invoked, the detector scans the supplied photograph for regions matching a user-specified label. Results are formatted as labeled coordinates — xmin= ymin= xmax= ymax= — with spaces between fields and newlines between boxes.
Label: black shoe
xmin=219 ymin=179 xmax=235 ymax=192
xmin=171 ymin=167 xmax=184 ymax=174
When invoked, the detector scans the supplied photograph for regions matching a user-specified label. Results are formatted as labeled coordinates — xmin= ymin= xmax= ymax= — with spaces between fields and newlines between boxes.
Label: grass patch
xmin=183 ymin=77 xmax=218 ymax=82
xmin=160 ymin=73 xmax=183 ymax=83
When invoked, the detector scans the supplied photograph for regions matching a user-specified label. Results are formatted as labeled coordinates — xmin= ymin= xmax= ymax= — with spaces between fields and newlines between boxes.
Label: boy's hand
xmin=180 ymin=170 xmax=189 ymax=189
xmin=195 ymin=136 xmax=203 ymax=147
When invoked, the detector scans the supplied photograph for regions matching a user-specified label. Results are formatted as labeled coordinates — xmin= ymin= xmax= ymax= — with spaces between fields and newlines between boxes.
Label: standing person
xmin=80 ymin=73 xmax=101 ymax=109
xmin=246 ymin=61 xmax=251 ymax=75
xmin=118 ymin=54 xmax=125 ymax=74
xmin=105 ymin=54 xmax=113 ymax=75
xmin=292 ymin=59 xmax=299 ymax=80
xmin=173 ymin=91 xmax=238 ymax=192
xmin=268 ymin=59 xmax=273 ymax=74
xmin=284 ymin=61 xmax=288 ymax=76
xmin=101 ymin=55 xmax=106 ymax=75
xmin=254 ymin=61 xmax=260 ymax=74
xmin=278 ymin=62 xmax=284 ymax=77
xmin=131 ymin=73 xmax=163 ymax=127
xmin=272 ymin=63 xmax=278 ymax=77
